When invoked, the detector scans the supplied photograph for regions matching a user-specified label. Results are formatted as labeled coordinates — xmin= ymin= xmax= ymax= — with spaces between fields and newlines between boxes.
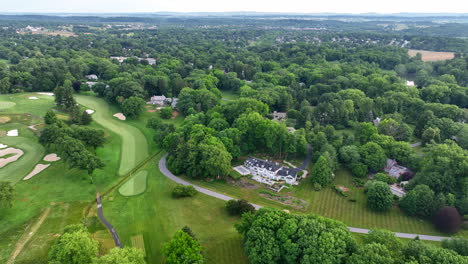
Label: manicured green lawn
xmin=0 ymin=123 xmax=45 ymax=183
xmin=119 ymin=170 xmax=148 ymax=196
xmin=103 ymin=153 xmax=248 ymax=264
xmin=76 ymin=95 xmax=149 ymax=175
xmin=0 ymin=93 xmax=56 ymax=117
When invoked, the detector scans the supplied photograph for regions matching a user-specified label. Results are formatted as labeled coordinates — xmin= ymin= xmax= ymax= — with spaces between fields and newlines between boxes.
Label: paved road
xmin=297 ymin=144 xmax=312 ymax=170
xmin=159 ymin=153 xmax=451 ymax=241
xmin=96 ymin=193 xmax=122 ymax=248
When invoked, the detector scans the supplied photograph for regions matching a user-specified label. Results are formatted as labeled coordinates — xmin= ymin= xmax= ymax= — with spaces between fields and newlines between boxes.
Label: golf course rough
xmin=75 ymin=95 xmax=149 ymax=175
xmin=119 ymin=171 xmax=148 ymax=196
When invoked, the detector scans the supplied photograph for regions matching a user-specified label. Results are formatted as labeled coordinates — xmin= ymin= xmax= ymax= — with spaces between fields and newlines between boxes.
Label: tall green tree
xmin=163 ymin=230 xmax=204 ymax=264
xmin=0 ymin=181 xmax=14 ymax=208
xmin=367 ymin=181 xmax=394 ymax=212
xmin=48 ymin=229 xmax=98 ymax=264
xmin=311 ymin=155 xmax=333 ymax=186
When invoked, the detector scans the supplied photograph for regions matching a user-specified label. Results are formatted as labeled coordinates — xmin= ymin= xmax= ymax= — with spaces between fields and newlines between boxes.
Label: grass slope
xmin=119 ymin=171 xmax=148 ymax=196
xmin=0 ymin=93 xmax=55 ymax=117
xmin=103 ymin=153 xmax=248 ymax=264
xmin=75 ymin=95 xmax=149 ymax=175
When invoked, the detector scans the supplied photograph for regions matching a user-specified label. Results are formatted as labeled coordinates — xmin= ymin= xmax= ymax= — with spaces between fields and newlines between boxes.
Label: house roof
xmin=151 ymin=95 xmax=166 ymax=101
xmin=245 ymin=158 xmax=281 ymax=172
xmin=277 ymin=167 xmax=299 ymax=177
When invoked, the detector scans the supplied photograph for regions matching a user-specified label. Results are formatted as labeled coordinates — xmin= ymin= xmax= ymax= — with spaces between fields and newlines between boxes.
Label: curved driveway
xmin=159 ymin=153 xmax=451 ymax=242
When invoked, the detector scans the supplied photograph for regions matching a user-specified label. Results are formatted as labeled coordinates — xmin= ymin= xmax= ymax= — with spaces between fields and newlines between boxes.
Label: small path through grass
xmin=7 ymin=208 xmax=51 ymax=264
xmin=159 ymin=153 xmax=451 ymax=242
xmin=96 ymin=193 xmax=122 ymax=248
xmin=75 ymin=95 xmax=148 ymax=175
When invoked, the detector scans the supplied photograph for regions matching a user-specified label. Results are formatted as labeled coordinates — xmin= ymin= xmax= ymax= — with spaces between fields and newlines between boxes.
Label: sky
xmin=1 ymin=0 xmax=468 ymax=14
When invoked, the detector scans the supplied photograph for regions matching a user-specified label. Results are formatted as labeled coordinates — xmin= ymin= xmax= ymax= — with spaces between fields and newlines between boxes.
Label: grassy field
xmin=0 ymin=94 xmax=127 ymax=262
xmin=180 ymin=166 xmax=468 ymax=238
xmin=76 ymin=95 xmax=149 ymax=175
xmin=408 ymin=49 xmax=455 ymax=62
xmin=119 ymin=170 xmax=148 ymax=196
xmin=0 ymin=93 xmax=56 ymax=117
xmin=102 ymin=153 xmax=248 ymax=264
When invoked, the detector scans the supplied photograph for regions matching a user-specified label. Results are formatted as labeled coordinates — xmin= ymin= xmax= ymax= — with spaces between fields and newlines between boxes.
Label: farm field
xmin=102 ymin=153 xmax=249 ymax=264
xmin=408 ymin=49 xmax=456 ymax=61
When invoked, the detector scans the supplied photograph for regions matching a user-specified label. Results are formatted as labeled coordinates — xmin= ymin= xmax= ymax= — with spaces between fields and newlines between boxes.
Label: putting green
xmin=0 ymin=101 xmax=16 ymax=109
xmin=0 ymin=126 xmax=45 ymax=183
xmin=75 ymin=95 xmax=148 ymax=175
xmin=118 ymin=171 xmax=148 ymax=196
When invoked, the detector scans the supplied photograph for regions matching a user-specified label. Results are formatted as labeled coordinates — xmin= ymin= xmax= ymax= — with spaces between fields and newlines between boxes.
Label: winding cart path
xmin=159 ymin=153 xmax=450 ymax=242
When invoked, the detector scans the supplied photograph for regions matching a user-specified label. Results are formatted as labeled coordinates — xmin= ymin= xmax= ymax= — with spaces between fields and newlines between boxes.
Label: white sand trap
xmin=85 ymin=109 xmax=95 ymax=114
xmin=0 ymin=144 xmax=7 ymax=149
xmin=23 ymin=164 xmax=50 ymax=180
xmin=0 ymin=147 xmax=24 ymax=168
xmin=43 ymin=153 xmax=61 ymax=162
xmin=28 ymin=96 xmax=39 ymax=100
xmin=7 ymin=129 xmax=18 ymax=137
xmin=37 ymin=92 xmax=54 ymax=96
xmin=113 ymin=113 xmax=126 ymax=120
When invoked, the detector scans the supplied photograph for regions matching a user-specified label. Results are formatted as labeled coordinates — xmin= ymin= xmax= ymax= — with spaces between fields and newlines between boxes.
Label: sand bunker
xmin=37 ymin=92 xmax=54 ymax=96
xmin=0 ymin=147 xmax=24 ymax=168
xmin=0 ymin=144 xmax=7 ymax=149
xmin=85 ymin=109 xmax=95 ymax=114
xmin=147 ymin=109 xmax=156 ymax=112
xmin=43 ymin=153 xmax=61 ymax=162
xmin=0 ymin=116 xmax=11 ymax=123
xmin=113 ymin=113 xmax=126 ymax=120
xmin=7 ymin=129 xmax=18 ymax=137
xmin=28 ymin=96 xmax=39 ymax=100
xmin=23 ymin=164 xmax=50 ymax=180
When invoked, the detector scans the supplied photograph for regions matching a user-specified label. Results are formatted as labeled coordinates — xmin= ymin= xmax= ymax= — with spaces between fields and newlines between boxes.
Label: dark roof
xmin=245 ymin=158 xmax=281 ymax=172
xmin=277 ymin=168 xmax=299 ymax=177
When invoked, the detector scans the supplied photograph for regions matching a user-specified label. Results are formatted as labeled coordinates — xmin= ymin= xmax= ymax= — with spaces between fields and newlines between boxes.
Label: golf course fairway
xmin=76 ymin=95 xmax=148 ymax=175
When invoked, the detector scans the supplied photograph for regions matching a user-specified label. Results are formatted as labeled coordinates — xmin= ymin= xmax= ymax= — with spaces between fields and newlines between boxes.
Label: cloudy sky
xmin=2 ymin=0 xmax=468 ymax=14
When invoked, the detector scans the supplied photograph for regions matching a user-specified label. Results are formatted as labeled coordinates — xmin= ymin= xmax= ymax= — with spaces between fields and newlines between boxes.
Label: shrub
xmin=433 ymin=207 xmax=462 ymax=233
xmin=353 ymin=178 xmax=365 ymax=187
xmin=226 ymin=199 xmax=255 ymax=216
xmin=374 ymin=173 xmax=397 ymax=184
xmin=442 ymin=238 xmax=468 ymax=256
xmin=172 ymin=185 xmax=198 ymax=198
xmin=348 ymin=198 xmax=357 ymax=202
xmin=229 ymin=170 xmax=242 ymax=180
xmin=313 ymin=183 xmax=322 ymax=191
xmin=333 ymin=185 xmax=348 ymax=197
xmin=160 ymin=107 xmax=173 ymax=119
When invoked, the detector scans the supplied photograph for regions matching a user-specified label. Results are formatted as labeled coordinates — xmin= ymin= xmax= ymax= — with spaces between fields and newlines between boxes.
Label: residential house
xmin=149 ymin=95 xmax=167 ymax=106
xmin=272 ymin=111 xmax=287 ymax=121
xmin=244 ymin=157 xmax=299 ymax=185
xmin=373 ymin=117 xmax=381 ymax=126
xmin=85 ymin=74 xmax=98 ymax=80
xmin=384 ymin=159 xmax=412 ymax=179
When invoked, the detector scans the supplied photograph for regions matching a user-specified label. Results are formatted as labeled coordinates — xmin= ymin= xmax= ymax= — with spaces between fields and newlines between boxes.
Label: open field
xmin=408 ymin=49 xmax=455 ymax=61
xmin=76 ymin=95 xmax=149 ymax=175
xmin=102 ymin=153 xmax=248 ymax=264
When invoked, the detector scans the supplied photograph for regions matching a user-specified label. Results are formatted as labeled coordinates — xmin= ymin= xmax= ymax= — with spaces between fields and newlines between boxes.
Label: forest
xmin=0 ymin=15 xmax=467 ymax=263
